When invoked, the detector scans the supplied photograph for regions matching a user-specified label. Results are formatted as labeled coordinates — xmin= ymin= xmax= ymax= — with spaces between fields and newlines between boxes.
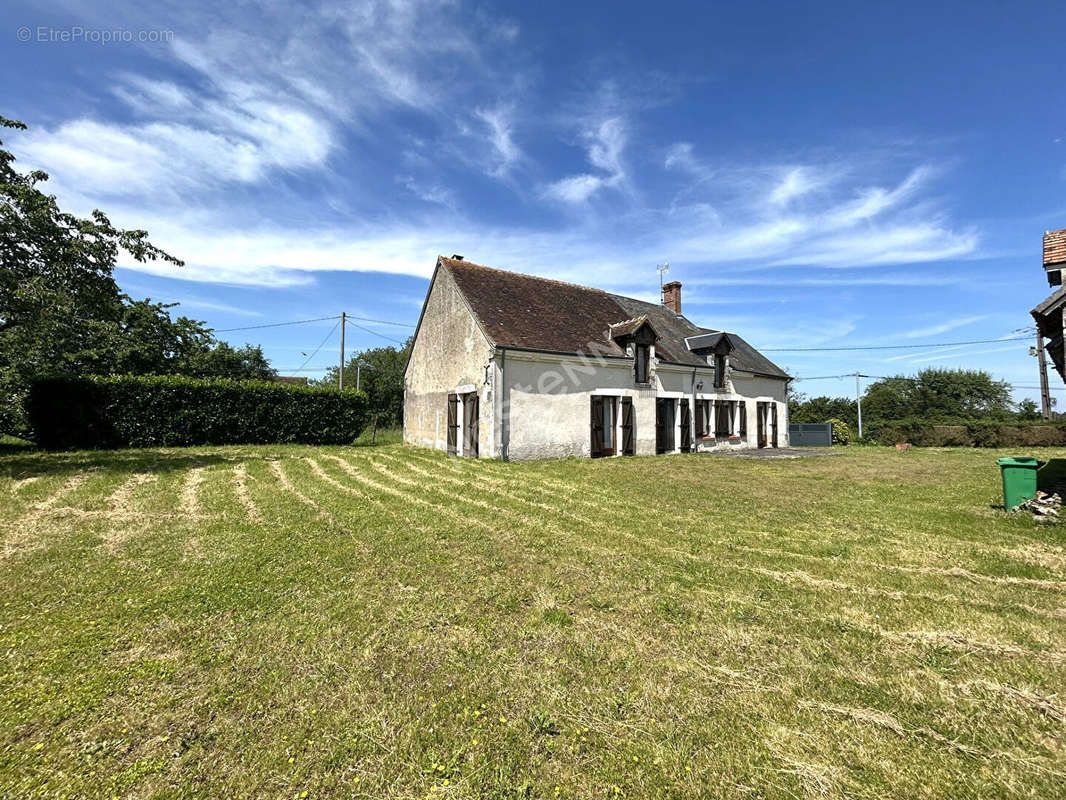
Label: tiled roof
xmin=439 ymin=256 xmax=789 ymax=378
xmin=607 ymin=316 xmax=650 ymax=339
xmin=1044 ymin=229 xmax=1066 ymax=267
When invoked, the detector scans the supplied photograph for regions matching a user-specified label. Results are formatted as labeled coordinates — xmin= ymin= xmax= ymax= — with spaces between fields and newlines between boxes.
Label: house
xmin=1031 ymin=228 xmax=1066 ymax=385
xmin=403 ymin=255 xmax=791 ymax=460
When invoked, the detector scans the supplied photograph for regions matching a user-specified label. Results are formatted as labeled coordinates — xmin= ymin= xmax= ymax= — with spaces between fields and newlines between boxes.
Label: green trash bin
xmin=997 ymin=457 xmax=1041 ymax=510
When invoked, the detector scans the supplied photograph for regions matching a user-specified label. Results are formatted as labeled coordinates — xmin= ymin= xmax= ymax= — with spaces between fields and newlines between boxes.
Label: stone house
xmin=403 ymin=255 xmax=791 ymax=460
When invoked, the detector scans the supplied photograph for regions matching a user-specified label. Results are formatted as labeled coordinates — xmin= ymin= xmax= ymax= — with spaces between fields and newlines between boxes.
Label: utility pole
xmin=338 ymin=312 xmax=346 ymax=390
xmin=356 ymin=362 xmax=361 ymax=393
xmin=854 ymin=372 xmax=867 ymax=439
xmin=1036 ymin=331 xmax=1052 ymax=420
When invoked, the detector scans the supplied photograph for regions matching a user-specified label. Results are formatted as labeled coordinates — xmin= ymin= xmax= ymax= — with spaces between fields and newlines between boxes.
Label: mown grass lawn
xmin=1 ymin=444 xmax=1064 ymax=799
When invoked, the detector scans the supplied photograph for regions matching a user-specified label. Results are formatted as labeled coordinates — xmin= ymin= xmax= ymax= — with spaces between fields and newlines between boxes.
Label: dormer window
xmin=609 ymin=316 xmax=658 ymax=386
xmin=635 ymin=344 xmax=650 ymax=384
xmin=714 ymin=353 xmax=726 ymax=388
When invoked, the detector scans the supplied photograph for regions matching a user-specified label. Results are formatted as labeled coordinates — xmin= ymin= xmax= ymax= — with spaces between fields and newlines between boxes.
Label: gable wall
xmin=403 ymin=266 xmax=495 ymax=455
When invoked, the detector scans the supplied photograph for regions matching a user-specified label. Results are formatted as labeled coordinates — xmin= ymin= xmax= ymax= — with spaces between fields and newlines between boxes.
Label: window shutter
xmin=655 ymin=399 xmax=666 ymax=454
xmin=590 ymin=396 xmax=604 ymax=458
xmin=621 ymin=397 xmax=634 ymax=455
xmin=695 ymin=399 xmax=705 ymax=437
xmin=739 ymin=401 xmax=747 ymax=436
xmin=447 ymin=394 xmax=458 ymax=455
xmin=680 ymin=401 xmax=691 ymax=453
xmin=464 ymin=394 xmax=479 ymax=457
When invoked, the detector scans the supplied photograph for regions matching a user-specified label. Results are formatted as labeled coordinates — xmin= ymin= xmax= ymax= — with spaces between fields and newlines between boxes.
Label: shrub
xmin=872 ymin=417 xmax=1066 ymax=448
xmin=28 ymin=375 xmax=369 ymax=450
xmin=826 ymin=418 xmax=851 ymax=445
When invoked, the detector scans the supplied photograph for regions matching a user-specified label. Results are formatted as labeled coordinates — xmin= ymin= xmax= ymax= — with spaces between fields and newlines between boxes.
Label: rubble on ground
xmin=1013 ymin=489 xmax=1063 ymax=521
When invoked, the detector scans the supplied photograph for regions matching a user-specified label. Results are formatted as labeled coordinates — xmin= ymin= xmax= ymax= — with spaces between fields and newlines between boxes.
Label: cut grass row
xmin=0 ymin=444 xmax=1064 ymax=798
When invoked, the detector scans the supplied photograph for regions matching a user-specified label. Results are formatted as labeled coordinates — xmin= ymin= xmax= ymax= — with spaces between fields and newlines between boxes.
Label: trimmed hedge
xmin=875 ymin=418 xmax=1066 ymax=448
xmin=28 ymin=375 xmax=369 ymax=449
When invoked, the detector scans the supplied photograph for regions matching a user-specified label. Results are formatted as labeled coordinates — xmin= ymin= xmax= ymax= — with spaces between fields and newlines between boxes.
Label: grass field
xmin=1 ymin=444 xmax=1064 ymax=799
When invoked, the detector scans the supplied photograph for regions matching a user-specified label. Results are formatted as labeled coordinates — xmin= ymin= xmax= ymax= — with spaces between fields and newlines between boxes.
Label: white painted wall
xmin=498 ymin=350 xmax=789 ymax=460
xmin=404 ymin=273 xmax=790 ymax=459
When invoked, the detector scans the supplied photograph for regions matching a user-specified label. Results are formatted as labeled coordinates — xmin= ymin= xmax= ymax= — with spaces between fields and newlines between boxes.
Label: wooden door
xmin=447 ymin=393 xmax=458 ymax=455
xmin=680 ymin=401 xmax=692 ymax=453
xmin=655 ymin=399 xmax=667 ymax=454
xmin=770 ymin=403 xmax=778 ymax=448
xmin=621 ymin=397 xmax=634 ymax=455
xmin=590 ymin=396 xmax=604 ymax=458
xmin=756 ymin=402 xmax=766 ymax=448
xmin=463 ymin=393 xmax=479 ymax=457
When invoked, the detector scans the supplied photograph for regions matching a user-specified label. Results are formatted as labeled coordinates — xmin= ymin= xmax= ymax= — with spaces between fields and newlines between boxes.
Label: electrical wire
xmin=761 ymin=335 xmax=1031 ymax=352
xmin=344 ymin=317 xmax=407 ymax=345
xmin=291 ymin=319 xmax=341 ymax=373
xmin=213 ymin=315 xmax=341 ymax=333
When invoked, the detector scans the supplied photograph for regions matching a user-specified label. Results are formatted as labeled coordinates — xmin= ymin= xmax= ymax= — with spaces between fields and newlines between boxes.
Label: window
xmin=715 ymin=401 xmax=732 ymax=437
xmin=635 ymin=344 xmax=650 ymax=384
xmin=603 ymin=397 xmax=615 ymax=451
xmin=591 ymin=395 xmax=617 ymax=458
xmin=714 ymin=354 xmax=726 ymax=388
xmin=695 ymin=399 xmax=711 ymax=437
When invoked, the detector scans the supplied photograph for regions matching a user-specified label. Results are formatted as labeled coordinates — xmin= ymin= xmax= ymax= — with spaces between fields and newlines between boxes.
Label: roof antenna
xmin=657 ymin=261 xmax=670 ymax=304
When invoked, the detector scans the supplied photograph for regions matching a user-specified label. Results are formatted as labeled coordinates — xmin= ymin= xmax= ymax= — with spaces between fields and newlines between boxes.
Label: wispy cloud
xmin=14 ymin=0 xmax=981 ymax=293
xmin=544 ymin=116 xmax=628 ymax=203
xmin=900 ymin=314 xmax=990 ymax=339
xmin=474 ymin=105 xmax=522 ymax=177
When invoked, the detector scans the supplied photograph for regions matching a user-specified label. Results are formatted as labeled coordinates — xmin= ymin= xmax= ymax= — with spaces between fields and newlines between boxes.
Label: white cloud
xmin=544 ymin=174 xmax=605 ymax=204
xmin=900 ymin=314 xmax=991 ymax=339
xmin=15 ymin=1 xmax=981 ymax=293
xmin=474 ymin=105 xmax=522 ymax=177
xmin=768 ymin=166 xmax=821 ymax=206
xmin=544 ymin=116 xmax=627 ymax=203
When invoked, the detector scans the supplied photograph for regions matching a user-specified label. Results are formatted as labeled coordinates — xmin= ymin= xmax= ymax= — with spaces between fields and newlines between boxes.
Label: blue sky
xmin=4 ymin=1 xmax=1065 ymax=400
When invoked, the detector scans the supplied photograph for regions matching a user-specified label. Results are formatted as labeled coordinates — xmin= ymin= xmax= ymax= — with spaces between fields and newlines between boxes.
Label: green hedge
xmin=28 ymin=375 xmax=369 ymax=449
xmin=875 ymin=418 xmax=1066 ymax=448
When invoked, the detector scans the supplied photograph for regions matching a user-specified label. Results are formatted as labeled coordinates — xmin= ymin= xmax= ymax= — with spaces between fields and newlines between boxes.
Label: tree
xmin=1016 ymin=398 xmax=1042 ymax=421
xmin=0 ymin=116 xmax=276 ymax=435
xmin=788 ymin=393 xmax=858 ymax=430
xmin=318 ymin=338 xmax=411 ymax=437
xmin=861 ymin=368 xmax=1013 ymax=423
xmin=0 ymin=116 xmax=182 ymax=336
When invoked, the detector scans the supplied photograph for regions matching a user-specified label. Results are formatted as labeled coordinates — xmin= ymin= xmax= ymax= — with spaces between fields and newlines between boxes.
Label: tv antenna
xmin=657 ymin=261 xmax=670 ymax=300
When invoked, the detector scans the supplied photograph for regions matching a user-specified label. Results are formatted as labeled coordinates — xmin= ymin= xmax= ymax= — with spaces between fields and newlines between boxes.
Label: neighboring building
xmin=277 ymin=376 xmax=309 ymax=386
xmin=1032 ymin=229 xmax=1066 ymax=385
xmin=403 ymin=255 xmax=791 ymax=460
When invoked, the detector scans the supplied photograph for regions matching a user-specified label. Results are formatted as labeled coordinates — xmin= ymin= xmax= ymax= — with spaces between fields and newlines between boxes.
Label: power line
xmin=762 ymin=335 xmax=1031 ymax=352
xmin=213 ymin=314 xmax=341 ymax=333
xmin=292 ymin=319 xmax=341 ymax=373
xmin=347 ymin=315 xmax=415 ymax=328
xmin=344 ymin=317 xmax=407 ymax=345
xmin=213 ymin=313 xmax=414 ymax=334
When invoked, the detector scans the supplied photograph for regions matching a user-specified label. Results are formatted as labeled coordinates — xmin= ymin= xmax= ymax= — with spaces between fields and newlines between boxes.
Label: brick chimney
xmin=662 ymin=281 xmax=682 ymax=315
